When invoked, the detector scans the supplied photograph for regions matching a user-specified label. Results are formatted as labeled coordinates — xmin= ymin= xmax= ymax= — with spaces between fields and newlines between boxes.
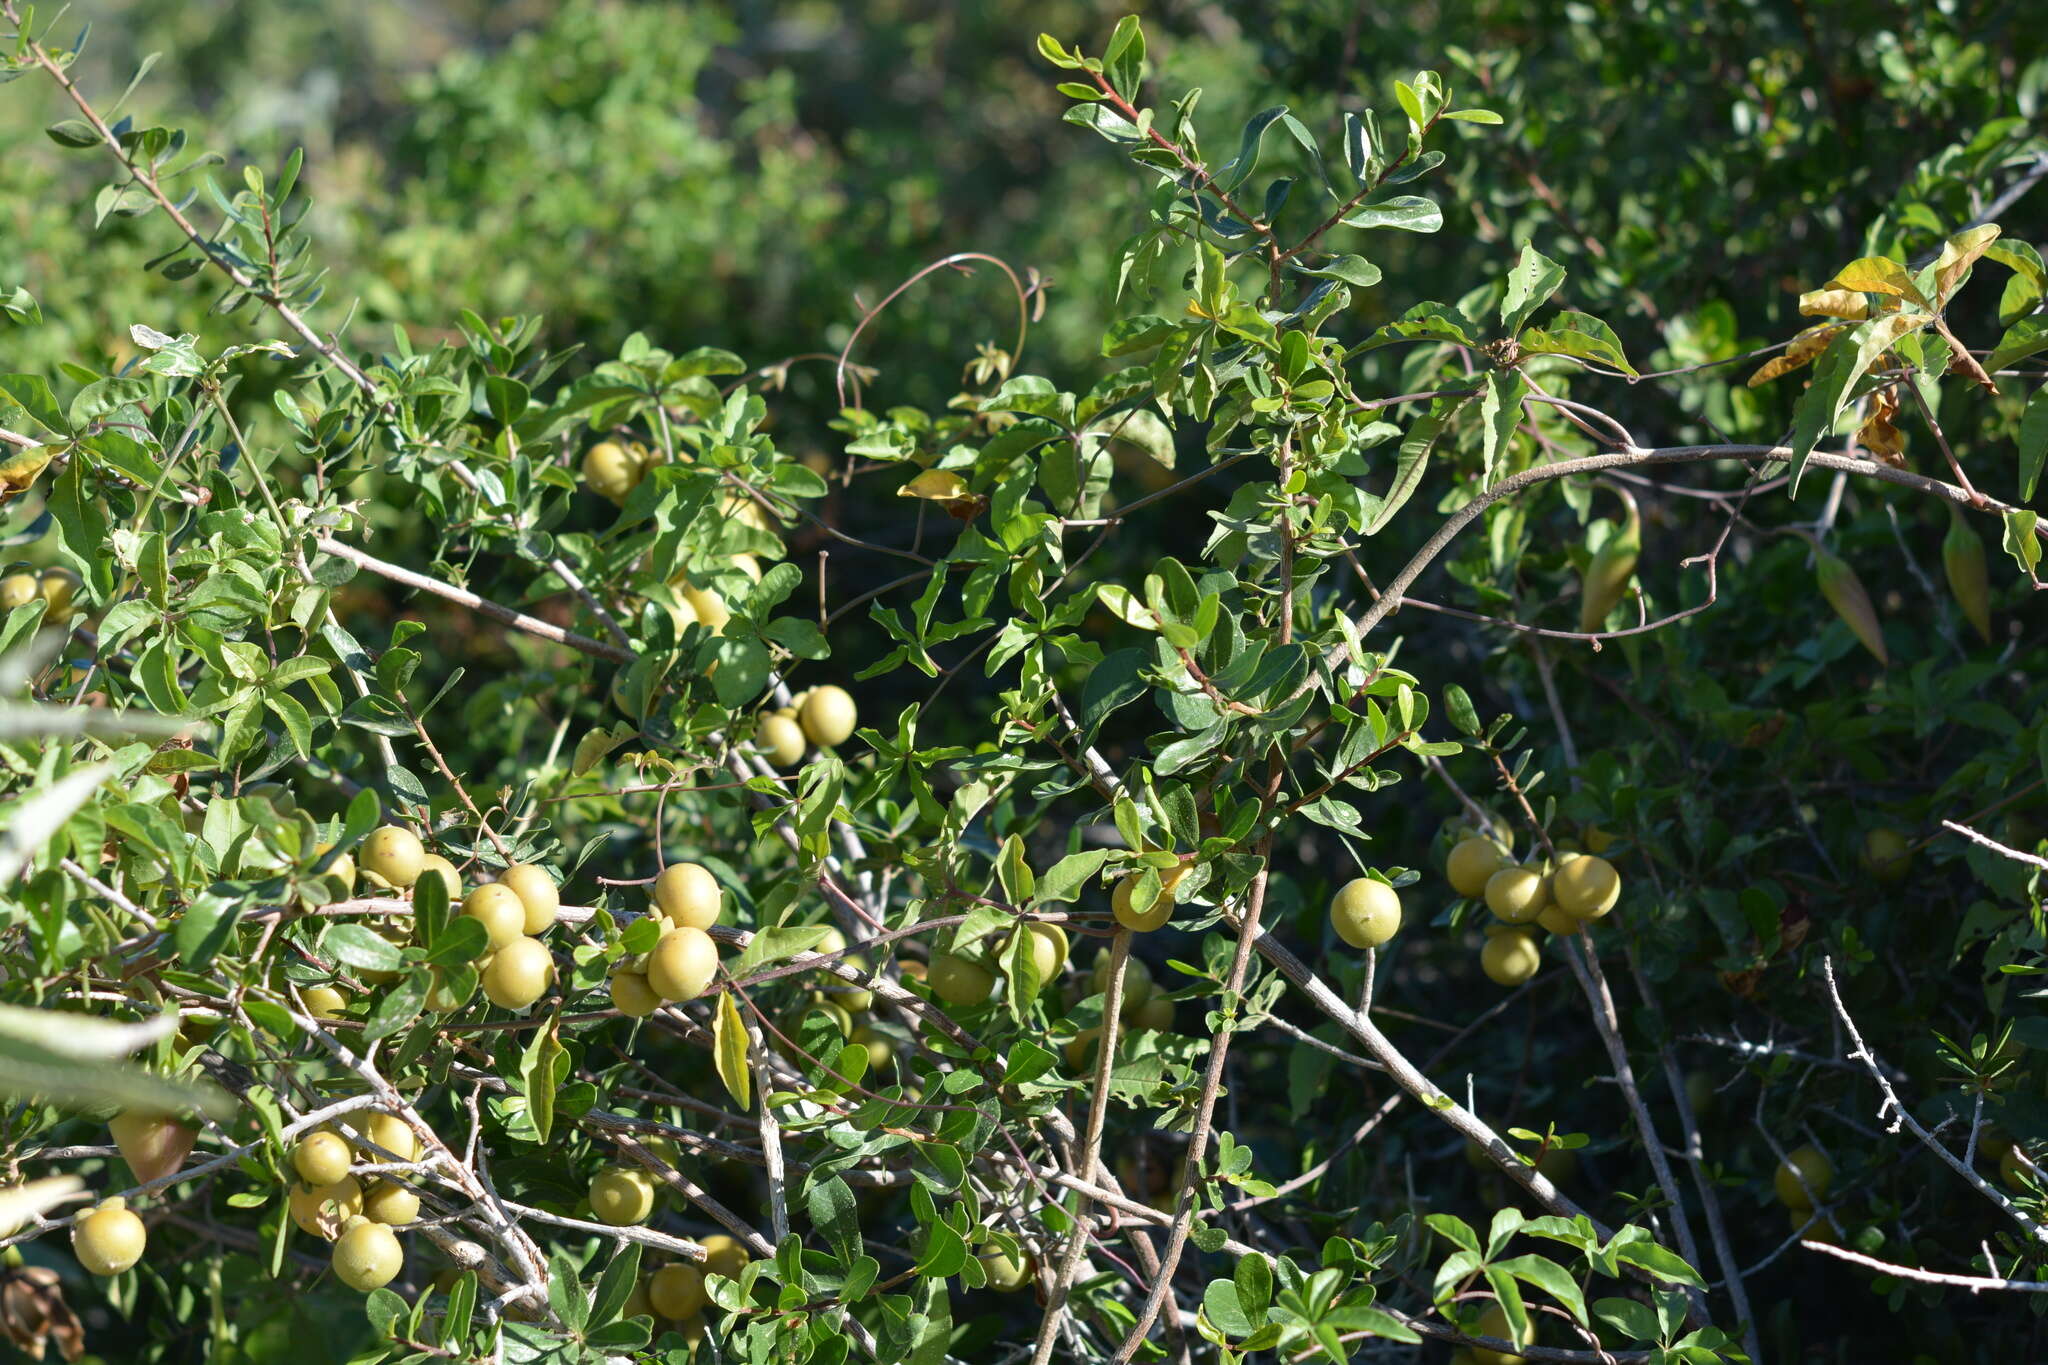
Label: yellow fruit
xmin=312 ymin=842 xmax=355 ymax=894
xmin=497 ymin=864 xmax=560 ymax=933
xmin=1006 ymin=923 xmax=1070 ymax=986
xmin=1861 ymin=827 xmax=1912 ymax=884
xmin=814 ymin=925 xmax=848 ymax=956
xmin=332 ymin=1216 xmax=403 ymax=1291
xmin=815 ymin=953 xmax=874 ymax=1013
xmin=1582 ymin=824 xmax=1617 ymax=854
xmin=1773 ymin=1145 xmax=1833 ymax=1209
xmin=759 ymin=712 xmax=807 ymax=767
xmin=1132 ymin=996 xmax=1175 ymax=1031
xmin=423 ymin=970 xmax=469 ymax=1013
xmin=482 ymin=937 xmax=554 ymax=1009
xmin=582 ymin=441 xmax=643 ymax=502
xmin=416 ymin=854 xmax=462 ymax=903
xmin=978 ymin=1245 xmax=1032 ymax=1291
xmin=1091 ymin=952 xmax=1154 ymax=1009
xmin=1470 ymin=1303 xmax=1527 ymax=1365
xmin=0 ymin=572 xmax=38 ymax=611
xmin=621 ymin=1275 xmax=654 ymax=1321
xmin=1446 ymin=836 xmax=1506 ymax=898
xmin=1330 ymin=877 xmax=1402 ymax=948
xmin=647 ymin=926 xmax=720 ymax=1002
xmin=1483 ymin=866 xmax=1548 ymax=925
xmin=109 ymin=1111 xmax=196 ymax=1186
xmin=678 ymin=582 xmax=731 ymax=637
xmin=927 ymin=952 xmax=995 ymax=1007
xmin=589 ymin=1167 xmax=657 ymax=1226
xmin=289 ymin=1176 xmax=364 ymax=1239
xmin=1113 ymin=864 xmax=1187 ymax=933
xmin=37 ymin=569 xmax=78 ymax=621
xmin=698 ymin=1233 xmax=749 ymax=1280
xmin=72 ymin=1200 xmax=146 ymax=1275
xmin=1790 ymin=1207 xmax=1839 ymax=1245
xmin=611 ymin=969 xmax=663 ymax=1018
xmin=1480 ymin=931 xmax=1542 ymax=986
xmin=462 ymin=884 xmax=528 ymax=951
xmin=303 ymin=984 xmax=350 ymax=1019
xmin=359 ymin=826 xmax=426 ymax=889
xmin=363 ymin=1180 xmax=420 ymax=1226
xmin=1536 ymin=903 xmax=1583 ymax=936
xmin=294 ymin=1131 xmax=354 ymax=1186
xmin=1551 ymin=854 xmax=1619 ymax=918
xmin=851 ymin=1023 xmax=894 ymax=1069
xmin=350 ymin=1113 xmax=420 ymax=1164
xmin=653 ymin=862 xmax=722 ymax=929
xmin=798 ymin=685 xmax=858 ymax=748
xmin=648 ymin=1263 xmax=707 ymax=1318
xmin=1064 ymin=1027 xmax=1103 ymax=1071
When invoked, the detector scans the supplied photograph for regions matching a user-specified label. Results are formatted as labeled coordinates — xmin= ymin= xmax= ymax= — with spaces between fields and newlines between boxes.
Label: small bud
xmin=1814 ymin=548 xmax=1888 ymax=666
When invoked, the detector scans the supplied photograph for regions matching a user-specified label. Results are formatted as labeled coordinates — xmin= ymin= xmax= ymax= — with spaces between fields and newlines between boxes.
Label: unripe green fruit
xmin=649 ymin=1263 xmax=707 ymax=1318
xmin=851 ymin=1023 xmax=894 ymax=1070
xmin=647 ymin=925 xmax=719 ymax=1002
xmin=1113 ymin=865 xmax=1185 ymax=932
xmin=497 ymin=864 xmax=560 ymax=933
xmin=589 ymin=1166 xmax=657 ymax=1226
xmin=653 ymin=862 xmax=721 ymax=929
xmin=72 ymin=1200 xmax=146 ymax=1276
xmin=288 ymin=1175 xmax=363 ymax=1239
xmin=1446 ymin=837 xmax=1505 ymax=898
xmin=611 ymin=969 xmax=663 ymax=1018
xmin=1006 ymin=923 xmax=1069 ymax=986
xmin=1773 ymin=1144 xmax=1833 ymax=1209
xmin=1330 ymin=877 xmax=1401 ymax=948
xmin=798 ymin=685 xmax=858 ymax=748
xmin=1090 ymin=953 xmax=1153 ymax=1008
xmin=1861 ymin=827 xmax=1912 ymax=884
xmin=759 ymin=712 xmax=807 ymax=767
xmin=423 ymin=969 xmax=469 ymax=1013
xmin=332 ymin=1216 xmax=403 ymax=1291
xmin=1483 ymin=866 xmax=1548 ymax=924
xmin=313 ymin=843 xmax=355 ymax=894
xmin=1550 ymin=854 xmax=1619 ymax=918
xmin=1065 ymin=1026 xmax=1103 ymax=1071
xmin=927 ymin=952 xmax=995 ymax=1007
xmin=416 ymin=854 xmax=462 ymax=903
xmin=462 ymin=883 xmax=528 ymax=950
xmin=621 ymin=1275 xmax=654 ymax=1321
xmin=359 ymin=826 xmax=425 ymax=889
xmin=1132 ymin=996 xmax=1175 ymax=1031
xmin=582 ymin=441 xmax=642 ymax=502
xmin=363 ymin=1180 xmax=420 ymax=1226
xmin=109 ymin=1110 xmax=195 ymax=1185
xmin=1480 ymin=931 xmax=1541 ymax=986
xmin=350 ymin=1113 xmax=420 ymax=1164
xmin=304 ymin=984 xmax=350 ymax=1019
xmin=977 ymin=1245 xmax=1031 ymax=1292
xmin=814 ymin=926 xmax=848 ymax=956
xmin=483 ymin=936 xmax=554 ymax=1009
xmin=294 ymin=1131 xmax=354 ymax=1186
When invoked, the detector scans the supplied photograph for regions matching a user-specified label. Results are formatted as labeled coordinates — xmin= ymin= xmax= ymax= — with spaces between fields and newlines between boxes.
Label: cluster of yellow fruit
xmin=1444 ymin=831 xmax=1622 ymax=987
xmin=1063 ymin=954 xmax=1175 ymax=1070
xmin=1773 ymin=1143 xmax=1835 ymax=1240
xmin=1110 ymin=861 xmax=1188 ymax=933
xmin=618 ymin=1233 xmax=749 ymax=1340
xmin=757 ymin=684 xmax=859 ymax=768
xmin=0 ymin=565 xmax=77 ymax=623
xmin=355 ymin=825 xmax=564 ymax=1011
xmin=923 ymin=921 xmax=1071 ymax=1009
xmin=608 ymin=861 xmax=724 ymax=1017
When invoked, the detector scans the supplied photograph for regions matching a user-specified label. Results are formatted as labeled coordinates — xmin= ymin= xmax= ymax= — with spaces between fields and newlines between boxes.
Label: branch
xmin=1799 ymin=1239 xmax=2048 ymax=1291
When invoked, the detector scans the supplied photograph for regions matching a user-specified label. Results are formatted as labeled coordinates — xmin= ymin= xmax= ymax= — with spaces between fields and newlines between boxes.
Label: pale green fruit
xmin=798 ymin=685 xmax=858 ymax=748
xmin=415 ymin=854 xmax=462 ymax=903
xmin=1483 ymin=865 xmax=1548 ymax=924
xmin=680 ymin=582 xmax=731 ymax=636
xmin=1005 ymin=923 xmax=1070 ymax=986
xmin=759 ymin=712 xmax=807 ymax=767
xmin=497 ymin=864 xmax=560 ymax=933
xmin=109 ymin=1111 xmax=195 ymax=1185
xmin=1860 ymin=827 xmax=1913 ymax=884
xmin=649 ymin=1263 xmax=707 ymax=1318
xmin=288 ymin=1175 xmax=363 ymax=1239
xmin=1330 ymin=877 xmax=1401 ymax=948
xmin=1479 ymin=931 xmax=1541 ymax=986
xmin=977 ymin=1245 xmax=1031 ymax=1291
xmin=72 ymin=1200 xmax=146 ymax=1275
xmin=1773 ymin=1145 xmax=1833 ymax=1210
xmin=611 ymin=969 xmax=663 ymax=1018
xmin=653 ymin=861 xmax=721 ymax=929
xmin=582 ymin=441 xmax=642 ymax=502
xmin=698 ymin=1233 xmax=749 ymax=1280
xmin=927 ymin=952 xmax=995 ymax=1007
xmin=1446 ymin=836 xmax=1505 ymax=898
xmin=589 ymin=1166 xmax=657 ymax=1226
xmin=332 ymin=1216 xmax=403 ymax=1291
xmin=0 ymin=573 xmax=38 ymax=611
xmin=294 ymin=1131 xmax=354 ymax=1186
xmin=462 ymin=883 xmax=527 ymax=950
xmin=1550 ymin=854 xmax=1620 ymax=918
xmin=363 ymin=1180 xmax=420 ymax=1226
xmin=646 ymin=926 xmax=719 ymax=1002
xmin=482 ymin=937 xmax=554 ymax=1009
xmin=303 ymin=984 xmax=350 ymax=1019
xmin=349 ymin=1113 xmax=420 ymax=1164
xmin=1536 ymin=903 xmax=1583 ymax=936
xmin=358 ymin=826 xmax=426 ymax=889
xmin=1113 ymin=865 xmax=1185 ymax=932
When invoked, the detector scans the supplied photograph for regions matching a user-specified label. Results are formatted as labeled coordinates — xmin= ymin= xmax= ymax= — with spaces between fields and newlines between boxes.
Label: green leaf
xmin=1989 ymin=318 xmax=2048 ymax=373
xmin=1783 ymin=312 xmax=1926 ymax=493
xmin=2020 ymin=386 xmax=2048 ymax=502
xmin=1609 ymin=1237 xmax=1705 ymax=1288
xmin=1103 ymin=15 xmax=1145 ymax=102
xmin=1500 ymin=243 xmax=1566 ymax=334
xmin=1364 ymin=397 xmax=1463 ymax=535
xmin=1424 ymin=1212 xmax=1481 ymax=1253
xmin=1517 ymin=311 xmax=1638 ymax=376
xmin=1340 ymin=196 xmax=1442 ymax=234
xmin=1296 ymin=254 xmax=1382 ymax=289
xmin=1496 ymin=1253 xmax=1588 ymax=1325
xmin=1478 ymin=369 xmax=1528 ymax=486
xmin=323 ymin=922 xmax=407 ymax=973
xmin=518 ymin=1012 xmax=566 ymax=1144
xmin=809 ymin=1175 xmax=862 ymax=1266
xmin=1203 ymin=1279 xmax=1253 ymax=1336
xmin=714 ymin=988 xmax=752 ymax=1110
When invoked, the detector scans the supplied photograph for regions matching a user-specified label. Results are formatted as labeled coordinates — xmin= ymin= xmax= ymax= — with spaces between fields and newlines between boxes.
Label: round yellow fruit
xmin=1480 ymin=931 xmax=1541 ymax=986
xmin=0 ymin=572 xmax=38 ymax=611
xmin=978 ymin=1245 xmax=1031 ymax=1292
xmin=648 ymin=1263 xmax=707 ymax=1318
xmin=611 ymin=969 xmax=663 ymax=1018
xmin=927 ymin=952 xmax=995 ymax=1007
xmin=289 ymin=1175 xmax=364 ymax=1239
xmin=350 ymin=1113 xmax=420 ymax=1164
xmin=1065 ymin=1027 xmax=1103 ymax=1071
xmin=798 ymin=685 xmax=858 ymax=748
xmin=294 ymin=1131 xmax=354 ymax=1186
xmin=1773 ymin=1144 xmax=1833 ymax=1210
xmin=1470 ymin=1303 xmax=1526 ymax=1365
xmin=1536 ymin=903 xmax=1583 ymax=936
xmin=1330 ymin=877 xmax=1401 ymax=949
xmin=1483 ymin=866 xmax=1548 ymax=924
xmin=332 ymin=1216 xmax=403 ymax=1291
xmin=676 ymin=581 xmax=731 ymax=637
xmin=1113 ymin=864 xmax=1186 ymax=933
xmin=1862 ymin=827 xmax=1912 ymax=883
xmin=589 ymin=1166 xmax=657 ymax=1226
xmin=72 ymin=1200 xmax=146 ymax=1276
xmin=1446 ymin=837 xmax=1506 ymax=899
xmin=698 ymin=1233 xmax=749 ymax=1280
xmin=415 ymin=854 xmax=462 ymax=904
xmin=462 ymin=883 xmax=528 ymax=951
xmin=109 ymin=1110 xmax=196 ymax=1186
xmin=1582 ymin=823 xmax=1617 ymax=853
xmin=482 ymin=936 xmax=554 ymax=1010
xmin=647 ymin=926 xmax=720 ymax=1002
xmin=1091 ymin=952 xmax=1154 ymax=1008
xmin=359 ymin=826 xmax=425 ymax=890
xmin=497 ymin=864 xmax=560 ymax=933
xmin=1551 ymin=854 xmax=1619 ymax=918
xmin=363 ymin=1180 xmax=420 ymax=1226
xmin=653 ymin=862 xmax=721 ymax=929
xmin=759 ymin=712 xmax=807 ymax=767
xmin=1132 ymin=996 xmax=1175 ymax=1031
xmin=851 ymin=1023 xmax=894 ymax=1069
xmin=303 ymin=984 xmax=350 ymax=1019
xmin=582 ymin=441 xmax=643 ymax=502
xmin=37 ymin=569 xmax=78 ymax=620
xmin=1007 ymin=922 xmax=1070 ymax=985
xmin=815 ymin=953 xmax=874 ymax=1013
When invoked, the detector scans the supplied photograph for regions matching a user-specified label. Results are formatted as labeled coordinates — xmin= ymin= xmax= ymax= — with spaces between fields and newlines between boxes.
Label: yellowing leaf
xmin=1932 ymin=223 xmax=2001 ymax=304
xmin=1747 ymin=324 xmax=1846 ymax=387
xmin=1822 ymin=256 xmax=1928 ymax=308
xmin=899 ymin=469 xmax=971 ymax=502
xmin=1797 ymin=289 xmax=1870 ymax=320
xmin=713 ymin=988 xmax=751 ymax=1110
xmin=0 ymin=444 xmax=53 ymax=501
